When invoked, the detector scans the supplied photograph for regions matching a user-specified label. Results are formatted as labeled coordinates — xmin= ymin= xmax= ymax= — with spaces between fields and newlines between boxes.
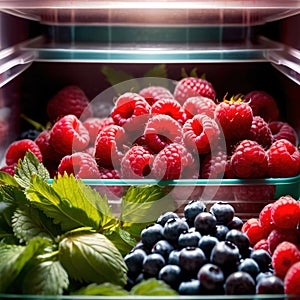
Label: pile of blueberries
xmin=124 ymin=200 xmax=284 ymax=295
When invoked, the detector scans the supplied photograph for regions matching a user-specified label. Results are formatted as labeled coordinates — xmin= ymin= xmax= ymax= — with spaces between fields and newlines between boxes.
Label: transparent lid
xmin=0 ymin=0 xmax=299 ymax=25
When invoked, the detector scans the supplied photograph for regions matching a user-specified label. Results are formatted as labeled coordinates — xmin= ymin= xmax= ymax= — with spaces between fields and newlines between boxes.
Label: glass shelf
xmin=0 ymin=0 xmax=299 ymax=25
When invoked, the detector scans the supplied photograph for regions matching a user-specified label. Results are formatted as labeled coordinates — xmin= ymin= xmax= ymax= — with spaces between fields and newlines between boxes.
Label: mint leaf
xmin=0 ymin=237 xmax=50 ymax=292
xmin=130 ymin=278 xmax=177 ymax=295
xmin=72 ymin=283 xmax=129 ymax=296
xmin=58 ymin=232 xmax=127 ymax=286
xmin=22 ymin=260 xmax=69 ymax=295
xmin=11 ymin=206 xmax=58 ymax=243
xmin=0 ymin=171 xmax=18 ymax=187
xmin=14 ymin=152 xmax=50 ymax=189
xmin=26 ymin=174 xmax=116 ymax=232
xmin=120 ymin=185 xmax=174 ymax=225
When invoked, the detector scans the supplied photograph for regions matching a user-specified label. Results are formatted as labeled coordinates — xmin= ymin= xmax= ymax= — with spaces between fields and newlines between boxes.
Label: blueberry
xmin=198 ymin=235 xmax=219 ymax=260
xmin=184 ymin=200 xmax=206 ymax=226
xmin=179 ymin=247 xmax=206 ymax=277
xmin=256 ymin=275 xmax=284 ymax=294
xmin=225 ymin=229 xmax=250 ymax=258
xmin=157 ymin=211 xmax=179 ymax=226
xmin=124 ymin=249 xmax=147 ymax=279
xmin=168 ymin=249 xmax=181 ymax=265
xmin=18 ymin=129 xmax=41 ymax=141
xmin=194 ymin=212 xmax=217 ymax=235
xmin=225 ymin=271 xmax=256 ymax=295
xmin=210 ymin=241 xmax=240 ymax=276
xmin=250 ymin=249 xmax=272 ymax=273
xmin=227 ymin=216 xmax=244 ymax=230
xmin=163 ymin=217 xmax=189 ymax=244
xmin=158 ymin=264 xmax=182 ymax=290
xmin=197 ymin=263 xmax=224 ymax=293
xmin=256 ymin=271 xmax=274 ymax=283
xmin=210 ymin=201 xmax=235 ymax=225
xmin=143 ymin=253 xmax=165 ymax=279
xmin=152 ymin=239 xmax=174 ymax=260
xmin=178 ymin=279 xmax=202 ymax=295
xmin=141 ymin=223 xmax=164 ymax=250
xmin=213 ymin=225 xmax=229 ymax=241
xmin=237 ymin=258 xmax=260 ymax=280
xmin=178 ymin=230 xmax=201 ymax=248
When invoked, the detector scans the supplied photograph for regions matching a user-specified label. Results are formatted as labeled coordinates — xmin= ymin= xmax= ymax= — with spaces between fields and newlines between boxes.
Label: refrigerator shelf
xmin=0 ymin=0 xmax=299 ymax=26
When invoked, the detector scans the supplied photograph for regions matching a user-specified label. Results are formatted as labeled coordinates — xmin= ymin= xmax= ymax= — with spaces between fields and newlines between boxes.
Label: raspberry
xmin=248 ymin=116 xmax=273 ymax=149
xmin=111 ymin=92 xmax=151 ymax=131
xmin=174 ymin=77 xmax=216 ymax=105
xmin=272 ymin=241 xmax=300 ymax=279
xmin=253 ymin=239 xmax=269 ymax=252
xmin=35 ymin=130 xmax=62 ymax=163
xmin=46 ymin=85 xmax=93 ymax=122
xmin=243 ymin=90 xmax=279 ymax=122
xmin=139 ymin=86 xmax=174 ymax=106
xmin=183 ymin=96 xmax=217 ymax=119
xmin=242 ymin=218 xmax=267 ymax=246
xmin=200 ymin=150 xmax=228 ymax=179
xmin=183 ymin=114 xmax=220 ymax=155
xmin=267 ymin=228 xmax=299 ymax=254
xmin=50 ymin=114 xmax=90 ymax=156
xmin=214 ymin=98 xmax=253 ymax=141
xmin=269 ymin=121 xmax=299 ymax=146
xmin=152 ymin=143 xmax=198 ymax=180
xmin=83 ymin=117 xmax=114 ymax=145
xmin=94 ymin=124 xmax=126 ymax=169
xmin=259 ymin=203 xmax=276 ymax=235
xmin=0 ymin=164 xmax=16 ymax=176
xmin=57 ymin=152 xmax=100 ymax=179
xmin=121 ymin=145 xmax=154 ymax=179
xmin=267 ymin=139 xmax=300 ymax=178
xmin=150 ymin=98 xmax=187 ymax=125
xmin=271 ymin=195 xmax=300 ymax=229
xmin=97 ymin=167 xmax=123 ymax=198
xmin=284 ymin=261 xmax=300 ymax=295
xmin=5 ymin=139 xmax=43 ymax=165
xmin=230 ymin=140 xmax=268 ymax=178
xmin=144 ymin=114 xmax=182 ymax=153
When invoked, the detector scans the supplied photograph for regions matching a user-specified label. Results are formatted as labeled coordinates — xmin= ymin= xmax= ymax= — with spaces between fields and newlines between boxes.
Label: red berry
xmin=50 ymin=114 xmax=90 ymax=156
xmin=152 ymin=143 xmax=198 ymax=180
xmin=214 ymin=99 xmax=253 ymax=141
xmin=244 ymin=90 xmax=279 ymax=122
xmin=271 ymin=195 xmax=300 ymax=229
xmin=47 ymin=85 xmax=92 ymax=122
xmin=269 ymin=121 xmax=299 ymax=146
xmin=253 ymin=239 xmax=269 ymax=252
xmin=83 ymin=117 xmax=114 ymax=145
xmin=272 ymin=241 xmax=300 ymax=279
xmin=183 ymin=96 xmax=217 ymax=119
xmin=5 ymin=139 xmax=43 ymax=165
xmin=259 ymin=203 xmax=276 ymax=235
xmin=111 ymin=92 xmax=151 ymax=131
xmin=97 ymin=167 xmax=123 ymax=198
xmin=139 ymin=85 xmax=174 ymax=106
xmin=121 ymin=145 xmax=154 ymax=179
xmin=94 ymin=124 xmax=126 ymax=169
xmin=183 ymin=114 xmax=220 ymax=155
xmin=58 ymin=152 xmax=100 ymax=179
xmin=200 ymin=150 xmax=228 ymax=179
xmin=242 ymin=218 xmax=267 ymax=246
xmin=174 ymin=77 xmax=216 ymax=105
xmin=35 ymin=130 xmax=62 ymax=163
xmin=150 ymin=98 xmax=187 ymax=125
xmin=0 ymin=164 xmax=16 ymax=176
xmin=267 ymin=139 xmax=300 ymax=178
xmin=233 ymin=185 xmax=276 ymax=201
xmin=230 ymin=140 xmax=268 ymax=178
xmin=284 ymin=261 xmax=300 ymax=295
xmin=267 ymin=228 xmax=299 ymax=254
xmin=248 ymin=116 xmax=273 ymax=149
xmin=144 ymin=114 xmax=182 ymax=153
